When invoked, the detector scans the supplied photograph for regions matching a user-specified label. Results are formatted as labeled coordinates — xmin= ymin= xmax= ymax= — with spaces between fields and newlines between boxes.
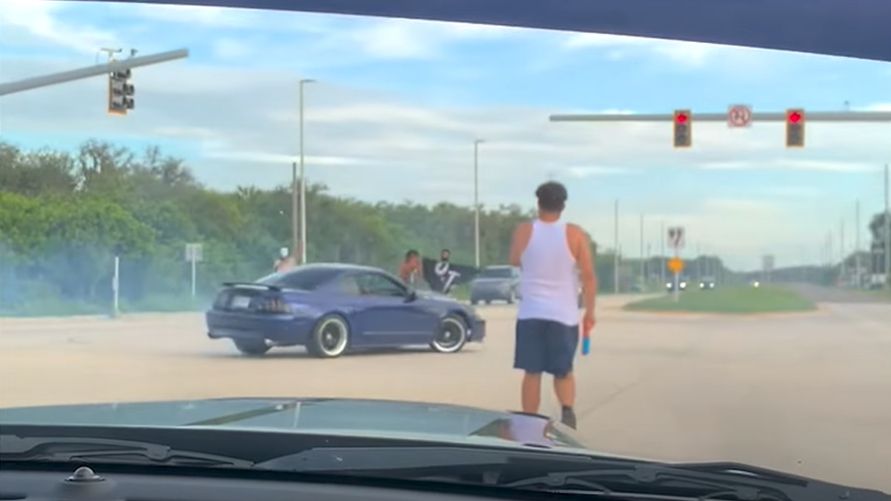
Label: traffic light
xmin=108 ymin=68 xmax=134 ymax=115
xmin=673 ymin=109 xmax=691 ymax=148
xmin=786 ymin=108 xmax=805 ymax=148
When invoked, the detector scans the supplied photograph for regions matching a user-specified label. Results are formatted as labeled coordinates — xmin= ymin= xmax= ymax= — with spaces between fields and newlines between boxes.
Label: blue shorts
xmin=514 ymin=319 xmax=579 ymax=377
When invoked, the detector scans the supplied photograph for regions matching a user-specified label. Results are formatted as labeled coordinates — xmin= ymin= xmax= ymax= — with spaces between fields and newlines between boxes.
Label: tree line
xmin=1 ymin=140 xmax=617 ymax=315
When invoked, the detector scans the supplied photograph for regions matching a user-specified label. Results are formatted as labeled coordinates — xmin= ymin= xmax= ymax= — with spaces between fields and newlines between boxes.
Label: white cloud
xmin=566 ymin=166 xmax=634 ymax=178
xmin=152 ymin=126 xmax=218 ymax=140
xmin=349 ymin=20 xmax=438 ymax=59
xmin=702 ymin=198 xmax=778 ymax=213
xmin=204 ymin=149 xmax=372 ymax=166
xmin=562 ymin=33 xmax=720 ymax=67
xmin=212 ymin=38 xmax=253 ymax=60
xmin=596 ymin=109 xmax=635 ymax=115
xmin=327 ymin=17 xmax=519 ymax=61
xmin=0 ymin=0 xmax=118 ymax=54
xmin=761 ymin=185 xmax=821 ymax=197
xmin=126 ymin=3 xmax=272 ymax=29
xmin=860 ymin=102 xmax=891 ymax=112
xmin=701 ymin=159 xmax=878 ymax=173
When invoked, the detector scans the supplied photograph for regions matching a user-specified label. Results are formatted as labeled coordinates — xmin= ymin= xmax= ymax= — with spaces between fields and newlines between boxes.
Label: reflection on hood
xmin=0 ymin=398 xmax=585 ymax=451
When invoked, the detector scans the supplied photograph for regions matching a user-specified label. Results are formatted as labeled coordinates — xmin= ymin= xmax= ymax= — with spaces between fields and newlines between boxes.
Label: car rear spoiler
xmin=222 ymin=282 xmax=282 ymax=292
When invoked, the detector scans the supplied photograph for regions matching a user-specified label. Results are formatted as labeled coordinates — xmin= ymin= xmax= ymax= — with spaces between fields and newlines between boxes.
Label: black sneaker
xmin=560 ymin=406 xmax=577 ymax=430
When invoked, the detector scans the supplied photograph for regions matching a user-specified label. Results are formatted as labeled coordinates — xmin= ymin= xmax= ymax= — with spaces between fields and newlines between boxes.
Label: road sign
xmin=667 ymin=226 xmax=686 ymax=250
xmin=185 ymin=243 xmax=203 ymax=262
xmin=727 ymin=105 xmax=752 ymax=128
xmin=668 ymin=257 xmax=685 ymax=274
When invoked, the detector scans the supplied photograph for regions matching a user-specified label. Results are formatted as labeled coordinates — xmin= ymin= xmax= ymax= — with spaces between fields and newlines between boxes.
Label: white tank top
xmin=517 ymin=219 xmax=580 ymax=326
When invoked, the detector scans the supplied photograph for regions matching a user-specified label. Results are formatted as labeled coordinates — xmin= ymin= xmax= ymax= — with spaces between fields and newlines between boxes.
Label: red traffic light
xmin=785 ymin=108 xmax=805 ymax=148
xmin=673 ymin=110 xmax=691 ymax=148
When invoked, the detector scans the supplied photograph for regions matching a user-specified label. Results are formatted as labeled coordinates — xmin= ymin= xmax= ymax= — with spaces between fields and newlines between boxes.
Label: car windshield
xmin=1 ymin=0 xmax=890 ymax=496
xmin=479 ymin=267 xmax=513 ymax=279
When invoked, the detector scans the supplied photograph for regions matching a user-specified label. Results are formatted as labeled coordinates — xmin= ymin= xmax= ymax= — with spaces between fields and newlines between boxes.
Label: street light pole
xmin=639 ymin=214 xmax=644 ymax=285
xmin=855 ymin=199 xmax=861 ymax=288
xmin=291 ymin=162 xmax=298 ymax=261
xmin=885 ymin=164 xmax=890 ymax=287
xmin=614 ymin=199 xmax=619 ymax=294
xmin=473 ymin=139 xmax=485 ymax=268
xmin=660 ymin=221 xmax=666 ymax=286
xmin=840 ymin=219 xmax=846 ymax=281
xmin=298 ymin=78 xmax=315 ymax=265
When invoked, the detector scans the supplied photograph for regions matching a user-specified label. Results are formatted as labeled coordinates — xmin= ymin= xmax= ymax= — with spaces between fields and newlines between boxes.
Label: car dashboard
xmin=0 ymin=463 xmax=571 ymax=501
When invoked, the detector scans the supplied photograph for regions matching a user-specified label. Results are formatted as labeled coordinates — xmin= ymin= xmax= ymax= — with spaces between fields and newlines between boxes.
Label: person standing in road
xmin=509 ymin=181 xmax=597 ymax=429
xmin=399 ymin=249 xmax=422 ymax=287
xmin=434 ymin=249 xmax=461 ymax=294
xmin=274 ymin=247 xmax=297 ymax=273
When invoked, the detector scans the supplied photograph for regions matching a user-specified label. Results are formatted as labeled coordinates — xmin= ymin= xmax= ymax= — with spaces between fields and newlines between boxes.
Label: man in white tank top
xmin=509 ymin=181 xmax=597 ymax=429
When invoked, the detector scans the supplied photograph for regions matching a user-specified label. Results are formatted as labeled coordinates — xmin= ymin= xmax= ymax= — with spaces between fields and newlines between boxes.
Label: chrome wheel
xmin=309 ymin=315 xmax=349 ymax=358
xmin=431 ymin=315 xmax=467 ymax=353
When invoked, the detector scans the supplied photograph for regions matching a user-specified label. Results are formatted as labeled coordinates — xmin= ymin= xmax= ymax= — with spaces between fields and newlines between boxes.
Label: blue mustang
xmin=206 ymin=264 xmax=485 ymax=357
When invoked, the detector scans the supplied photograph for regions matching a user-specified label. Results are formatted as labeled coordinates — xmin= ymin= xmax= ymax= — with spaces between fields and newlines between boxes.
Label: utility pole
xmin=614 ymin=200 xmax=619 ymax=294
xmin=885 ymin=164 xmax=890 ymax=287
xmin=291 ymin=162 xmax=299 ymax=259
xmin=855 ymin=200 xmax=861 ymax=288
xmin=840 ymin=219 xmax=846 ymax=282
xmin=298 ymin=78 xmax=315 ymax=265
xmin=639 ymin=214 xmax=644 ymax=285
xmin=473 ymin=139 xmax=485 ymax=268
xmin=696 ymin=242 xmax=702 ymax=279
xmin=646 ymin=243 xmax=652 ymax=282
xmin=660 ymin=221 xmax=666 ymax=285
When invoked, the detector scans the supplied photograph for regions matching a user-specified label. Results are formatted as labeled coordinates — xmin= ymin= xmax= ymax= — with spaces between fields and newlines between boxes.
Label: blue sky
xmin=1 ymin=0 xmax=890 ymax=269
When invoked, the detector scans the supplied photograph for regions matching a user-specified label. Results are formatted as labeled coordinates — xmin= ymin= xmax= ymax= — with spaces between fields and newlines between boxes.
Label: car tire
xmin=234 ymin=339 xmax=269 ymax=357
xmin=430 ymin=314 xmax=467 ymax=354
xmin=307 ymin=314 xmax=350 ymax=358
xmin=470 ymin=298 xmax=479 ymax=305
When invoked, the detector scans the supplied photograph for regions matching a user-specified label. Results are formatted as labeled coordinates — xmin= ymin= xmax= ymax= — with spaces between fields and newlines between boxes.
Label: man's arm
xmin=509 ymin=222 xmax=532 ymax=267
xmin=569 ymin=224 xmax=597 ymax=331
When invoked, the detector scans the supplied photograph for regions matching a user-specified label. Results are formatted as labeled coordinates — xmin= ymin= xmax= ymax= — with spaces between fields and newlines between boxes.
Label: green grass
xmin=866 ymin=288 xmax=891 ymax=301
xmin=624 ymin=286 xmax=816 ymax=314
xmin=0 ymin=294 xmax=213 ymax=318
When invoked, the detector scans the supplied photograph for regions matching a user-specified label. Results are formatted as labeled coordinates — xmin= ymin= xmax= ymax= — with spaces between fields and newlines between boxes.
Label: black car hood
xmin=0 ymin=398 xmax=585 ymax=452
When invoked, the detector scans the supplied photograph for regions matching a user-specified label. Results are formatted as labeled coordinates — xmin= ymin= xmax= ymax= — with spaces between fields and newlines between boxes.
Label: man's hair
xmin=536 ymin=181 xmax=568 ymax=212
xmin=405 ymin=249 xmax=419 ymax=260
xmin=440 ymin=249 xmax=451 ymax=258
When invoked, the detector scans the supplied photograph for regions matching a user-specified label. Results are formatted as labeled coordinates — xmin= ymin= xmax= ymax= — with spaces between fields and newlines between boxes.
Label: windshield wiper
xmin=0 ymin=435 xmax=254 ymax=468
xmin=256 ymin=446 xmax=888 ymax=501
xmin=503 ymin=464 xmax=787 ymax=501
xmin=502 ymin=461 xmax=891 ymax=501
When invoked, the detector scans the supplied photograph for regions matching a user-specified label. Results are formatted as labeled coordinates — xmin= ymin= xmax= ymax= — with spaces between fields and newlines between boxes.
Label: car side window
xmin=355 ymin=273 xmax=407 ymax=297
xmin=333 ymin=276 xmax=362 ymax=296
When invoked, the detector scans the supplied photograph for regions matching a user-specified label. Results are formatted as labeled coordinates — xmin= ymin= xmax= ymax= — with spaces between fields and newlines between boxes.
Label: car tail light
xmin=254 ymin=297 xmax=291 ymax=313
xmin=213 ymin=291 xmax=231 ymax=310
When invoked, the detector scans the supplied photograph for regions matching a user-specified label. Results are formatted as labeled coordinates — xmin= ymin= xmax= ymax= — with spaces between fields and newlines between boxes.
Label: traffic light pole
xmin=550 ymin=111 xmax=891 ymax=122
xmin=0 ymin=49 xmax=189 ymax=96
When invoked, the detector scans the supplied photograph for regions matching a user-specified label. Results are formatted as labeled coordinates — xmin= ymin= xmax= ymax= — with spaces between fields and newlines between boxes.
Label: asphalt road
xmin=1 ymin=294 xmax=889 ymax=492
